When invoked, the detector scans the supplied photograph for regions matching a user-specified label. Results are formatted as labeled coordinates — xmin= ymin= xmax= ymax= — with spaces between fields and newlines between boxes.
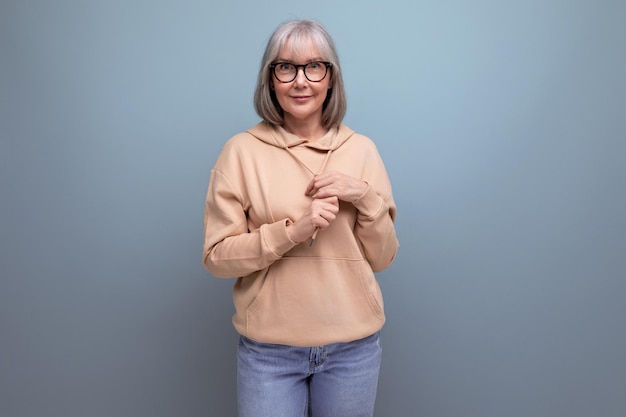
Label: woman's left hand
xmin=305 ymin=170 xmax=368 ymax=203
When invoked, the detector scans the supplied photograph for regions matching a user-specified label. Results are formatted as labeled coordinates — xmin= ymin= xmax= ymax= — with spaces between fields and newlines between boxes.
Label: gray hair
xmin=253 ymin=19 xmax=347 ymax=129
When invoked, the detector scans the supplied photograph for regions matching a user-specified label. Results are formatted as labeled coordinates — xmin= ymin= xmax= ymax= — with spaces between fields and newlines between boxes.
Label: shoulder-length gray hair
xmin=253 ymin=19 xmax=347 ymax=129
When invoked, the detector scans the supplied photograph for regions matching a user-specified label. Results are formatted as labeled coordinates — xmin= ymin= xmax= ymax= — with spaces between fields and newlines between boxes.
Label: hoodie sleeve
xmin=202 ymin=140 xmax=298 ymax=278
xmin=351 ymin=143 xmax=399 ymax=272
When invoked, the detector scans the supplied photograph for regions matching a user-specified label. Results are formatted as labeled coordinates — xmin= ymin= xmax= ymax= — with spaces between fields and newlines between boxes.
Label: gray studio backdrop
xmin=1 ymin=1 xmax=625 ymax=416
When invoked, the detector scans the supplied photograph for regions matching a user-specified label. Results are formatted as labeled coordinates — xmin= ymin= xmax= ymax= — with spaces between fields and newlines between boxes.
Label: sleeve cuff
xmin=352 ymin=184 xmax=384 ymax=219
xmin=262 ymin=218 xmax=299 ymax=257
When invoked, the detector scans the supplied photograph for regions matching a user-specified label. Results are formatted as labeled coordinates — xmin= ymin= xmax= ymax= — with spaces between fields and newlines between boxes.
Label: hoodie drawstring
xmin=283 ymin=147 xmax=333 ymax=246
xmin=319 ymin=149 xmax=332 ymax=175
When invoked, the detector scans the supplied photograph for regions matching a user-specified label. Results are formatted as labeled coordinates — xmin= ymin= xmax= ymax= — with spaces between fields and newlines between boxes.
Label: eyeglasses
xmin=270 ymin=61 xmax=332 ymax=83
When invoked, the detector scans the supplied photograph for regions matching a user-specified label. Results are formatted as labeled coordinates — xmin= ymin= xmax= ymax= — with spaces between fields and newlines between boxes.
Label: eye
xmin=308 ymin=62 xmax=322 ymax=70
xmin=277 ymin=63 xmax=294 ymax=72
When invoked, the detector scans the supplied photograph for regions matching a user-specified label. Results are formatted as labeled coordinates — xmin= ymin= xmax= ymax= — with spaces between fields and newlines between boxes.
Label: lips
xmin=291 ymin=95 xmax=312 ymax=102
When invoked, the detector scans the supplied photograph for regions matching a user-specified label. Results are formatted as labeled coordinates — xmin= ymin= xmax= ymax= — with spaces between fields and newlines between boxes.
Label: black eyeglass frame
xmin=269 ymin=61 xmax=333 ymax=83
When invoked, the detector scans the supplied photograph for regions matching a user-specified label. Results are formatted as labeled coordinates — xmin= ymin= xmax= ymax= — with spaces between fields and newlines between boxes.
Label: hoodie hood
xmin=246 ymin=122 xmax=355 ymax=151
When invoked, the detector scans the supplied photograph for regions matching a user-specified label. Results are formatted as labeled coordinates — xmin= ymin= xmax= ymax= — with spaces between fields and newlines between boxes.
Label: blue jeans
xmin=237 ymin=332 xmax=382 ymax=417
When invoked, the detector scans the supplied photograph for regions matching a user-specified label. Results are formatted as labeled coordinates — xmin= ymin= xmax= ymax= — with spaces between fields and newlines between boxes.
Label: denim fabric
xmin=237 ymin=332 xmax=382 ymax=417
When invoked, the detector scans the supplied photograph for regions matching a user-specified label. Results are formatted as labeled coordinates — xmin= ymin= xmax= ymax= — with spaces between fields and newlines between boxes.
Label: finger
xmin=319 ymin=195 xmax=338 ymax=203
xmin=313 ymin=174 xmax=335 ymax=189
xmin=319 ymin=211 xmax=337 ymax=226
xmin=314 ymin=196 xmax=339 ymax=209
xmin=304 ymin=179 xmax=316 ymax=196
xmin=321 ymin=200 xmax=339 ymax=212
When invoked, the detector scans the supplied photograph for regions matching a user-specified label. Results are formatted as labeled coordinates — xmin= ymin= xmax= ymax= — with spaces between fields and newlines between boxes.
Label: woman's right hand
xmin=287 ymin=196 xmax=339 ymax=243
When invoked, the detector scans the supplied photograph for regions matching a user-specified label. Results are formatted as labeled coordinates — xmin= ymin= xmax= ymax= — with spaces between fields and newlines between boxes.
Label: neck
xmin=282 ymin=116 xmax=328 ymax=142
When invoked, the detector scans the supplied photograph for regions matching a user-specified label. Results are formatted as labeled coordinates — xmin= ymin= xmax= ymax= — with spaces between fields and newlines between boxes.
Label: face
xmin=271 ymin=38 xmax=332 ymax=128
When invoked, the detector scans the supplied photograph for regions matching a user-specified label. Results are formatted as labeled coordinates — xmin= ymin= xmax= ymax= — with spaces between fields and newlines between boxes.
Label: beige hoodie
xmin=203 ymin=122 xmax=399 ymax=346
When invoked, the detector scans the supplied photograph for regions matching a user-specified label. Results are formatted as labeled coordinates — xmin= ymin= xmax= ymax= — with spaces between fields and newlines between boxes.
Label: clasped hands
xmin=287 ymin=170 xmax=367 ymax=244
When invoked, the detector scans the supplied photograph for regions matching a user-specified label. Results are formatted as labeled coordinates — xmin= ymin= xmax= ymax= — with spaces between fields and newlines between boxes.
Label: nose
xmin=293 ymin=67 xmax=307 ymax=86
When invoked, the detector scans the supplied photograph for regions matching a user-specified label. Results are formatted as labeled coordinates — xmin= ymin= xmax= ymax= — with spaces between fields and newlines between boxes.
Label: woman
xmin=203 ymin=18 xmax=399 ymax=417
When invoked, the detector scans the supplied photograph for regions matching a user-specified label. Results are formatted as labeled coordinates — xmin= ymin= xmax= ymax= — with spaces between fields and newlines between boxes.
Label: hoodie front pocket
xmin=356 ymin=262 xmax=385 ymax=319
xmin=244 ymin=258 xmax=385 ymax=331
